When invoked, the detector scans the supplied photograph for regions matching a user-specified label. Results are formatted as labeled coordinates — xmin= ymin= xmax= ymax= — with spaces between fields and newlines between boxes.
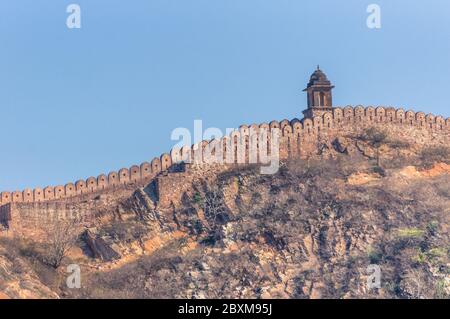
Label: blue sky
xmin=0 ymin=0 xmax=449 ymax=190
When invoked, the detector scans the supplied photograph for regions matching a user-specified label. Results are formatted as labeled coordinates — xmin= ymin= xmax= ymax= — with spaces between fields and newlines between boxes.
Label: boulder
xmin=83 ymin=230 xmax=120 ymax=261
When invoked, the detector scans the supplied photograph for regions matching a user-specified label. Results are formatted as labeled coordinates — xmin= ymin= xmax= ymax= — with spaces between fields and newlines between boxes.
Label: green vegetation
xmin=395 ymin=228 xmax=425 ymax=240
xmin=412 ymin=250 xmax=427 ymax=264
xmin=427 ymin=247 xmax=446 ymax=259
xmin=193 ymin=192 xmax=203 ymax=204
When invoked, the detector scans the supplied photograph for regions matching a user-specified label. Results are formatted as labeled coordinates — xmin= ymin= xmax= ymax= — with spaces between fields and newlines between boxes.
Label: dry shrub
xmin=420 ymin=146 xmax=450 ymax=168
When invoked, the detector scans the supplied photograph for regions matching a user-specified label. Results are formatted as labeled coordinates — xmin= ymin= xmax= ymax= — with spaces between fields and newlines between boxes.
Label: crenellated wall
xmin=1 ymin=106 xmax=449 ymax=208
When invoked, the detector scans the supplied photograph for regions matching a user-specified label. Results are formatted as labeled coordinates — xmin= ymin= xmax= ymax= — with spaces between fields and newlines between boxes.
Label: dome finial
xmin=317 ymin=64 xmax=320 ymax=70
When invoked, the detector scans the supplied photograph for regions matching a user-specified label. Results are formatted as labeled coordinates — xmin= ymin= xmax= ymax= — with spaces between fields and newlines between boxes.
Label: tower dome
xmin=308 ymin=67 xmax=329 ymax=83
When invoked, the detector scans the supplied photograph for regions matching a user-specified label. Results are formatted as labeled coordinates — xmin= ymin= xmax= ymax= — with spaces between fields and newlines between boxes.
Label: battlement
xmin=0 ymin=105 xmax=449 ymax=208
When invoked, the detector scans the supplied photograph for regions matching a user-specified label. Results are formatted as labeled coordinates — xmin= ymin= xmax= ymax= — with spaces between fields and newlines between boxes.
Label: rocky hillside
xmin=1 ymin=136 xmax=449 ymax=299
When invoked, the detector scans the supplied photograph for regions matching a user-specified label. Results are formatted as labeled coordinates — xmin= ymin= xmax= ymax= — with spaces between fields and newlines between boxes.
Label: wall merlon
xmin=259 ymin=123 xmax=269 ymax=131
xmin=75 ymin=180 xmax=86 ymax=194
xmin=86 ymin=177 xmax=98 ymax=191
xmin=282 ymin=125 xmax=293 ymax=137
xmin=23 ymin=189 xmax=33 ymax=202
xmin=238 ymin=125 xmax=249 ymax=135
xmin=140 ymin=162 xmax=152 ymax=178
xmin=280 ymin=119 xmax=290 ymax=129
xmin=34 ymin=188 xmax=44 ymax=202
xmin=108 ymin=172 xmax=119 ymax=186
xmin=12 ymin=191 xmax=23 ymax=203
xmin=149 ymin=157 xmax=160 ymax=173
xmin=97 ymin=174 xmax=108 ymax=189
xmin=54 ymin=186 xmax=65 ymax=199
xmin=269 ymin=120 xmax=280 ymax=129
xmin=161 ymin=153 xmax=172 ymax=171
xmin=118 ymin=168 xmax=130 ymax=184
xmin=249 ymin=124 xmax=259 ymax=132
xmin=44 ymin=186 xmax=55 ymax=200
xmin=65 ymin=183 xmax=76 ymax=197
xmin=130 ymin=165 xmax=140 ymax=182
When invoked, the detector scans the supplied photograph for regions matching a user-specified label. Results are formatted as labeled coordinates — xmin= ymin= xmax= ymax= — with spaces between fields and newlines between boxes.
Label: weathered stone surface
xmin=83 ymin=230 xmax=120 ymax=261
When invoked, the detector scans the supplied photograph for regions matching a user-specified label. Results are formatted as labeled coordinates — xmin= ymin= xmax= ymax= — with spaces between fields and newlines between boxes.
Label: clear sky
xmin=0 ymin=0 xmax=449 ymax=191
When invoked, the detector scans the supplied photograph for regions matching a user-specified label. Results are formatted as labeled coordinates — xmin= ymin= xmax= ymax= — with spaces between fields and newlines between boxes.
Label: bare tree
xmin=204 ymin=186 xmax=226 ymax=230
xmin=42 ymin=219 xmax=81 ymax=268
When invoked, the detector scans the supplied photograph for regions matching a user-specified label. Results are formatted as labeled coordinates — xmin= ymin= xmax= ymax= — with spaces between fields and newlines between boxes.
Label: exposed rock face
xmin=83 ymin=230 xmax=121 ymax=262
xmin=71 ymin=157 xmax=447 ymax=299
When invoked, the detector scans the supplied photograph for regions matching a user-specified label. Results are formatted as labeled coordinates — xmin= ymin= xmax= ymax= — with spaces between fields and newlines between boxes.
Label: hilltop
xmin=0 ymin=130 xmax=449 ymax=299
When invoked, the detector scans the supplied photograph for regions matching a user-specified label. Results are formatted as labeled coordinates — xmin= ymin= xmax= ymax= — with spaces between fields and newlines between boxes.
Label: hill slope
xmin=1 ymin=152 xmax=449 ymax=299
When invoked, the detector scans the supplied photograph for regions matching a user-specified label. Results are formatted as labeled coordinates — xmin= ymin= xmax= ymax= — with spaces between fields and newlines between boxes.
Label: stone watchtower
xmin=302 ymin=66 xmax=334 ymax=118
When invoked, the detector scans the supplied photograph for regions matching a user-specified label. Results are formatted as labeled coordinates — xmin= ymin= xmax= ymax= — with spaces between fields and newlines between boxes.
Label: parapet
xmin=0 ymin=106 xmax=449 ymax=206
